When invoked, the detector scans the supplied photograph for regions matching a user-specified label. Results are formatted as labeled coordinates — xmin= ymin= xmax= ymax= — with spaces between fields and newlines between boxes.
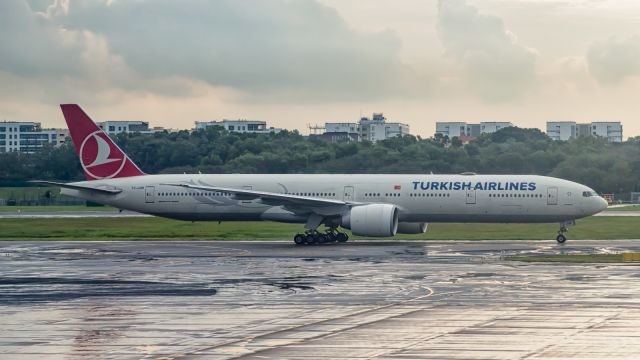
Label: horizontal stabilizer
xmin=30 ymin=181 xmax=123 ymax=195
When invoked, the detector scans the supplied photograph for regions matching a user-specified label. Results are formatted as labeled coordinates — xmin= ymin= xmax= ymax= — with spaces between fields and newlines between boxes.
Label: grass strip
xmin=0 ymin=216 xmax=638 ymax=240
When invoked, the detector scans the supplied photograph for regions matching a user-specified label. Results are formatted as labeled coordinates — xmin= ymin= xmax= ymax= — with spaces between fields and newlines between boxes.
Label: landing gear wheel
xmin=556 ymin=234 xmax=567 ymax=244
xmin=294 ymin=234 xmax=305 ymax=245
xmin=315 ymin=234 xmax=327 ymax=244
xmin=306 ymin=234 xmax=318 ymax=245
xmin=336 ymin=233 xmax=349 ymax=243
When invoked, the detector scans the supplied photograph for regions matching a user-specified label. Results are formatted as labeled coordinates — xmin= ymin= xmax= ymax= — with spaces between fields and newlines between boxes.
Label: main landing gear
xmin=293 ymin=228 xmax=349 ymax=246
xmin=556 ymin=220 xmax=575 ymax=244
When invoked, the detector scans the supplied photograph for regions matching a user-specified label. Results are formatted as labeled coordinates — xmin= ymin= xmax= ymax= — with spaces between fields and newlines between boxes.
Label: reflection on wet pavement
xmin=2 ymin=240 xmax=640 ymax=359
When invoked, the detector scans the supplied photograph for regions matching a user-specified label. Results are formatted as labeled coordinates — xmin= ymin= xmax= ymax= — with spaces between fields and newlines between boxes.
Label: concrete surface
xmin=2 ymin=240 xmax=640 ymax=359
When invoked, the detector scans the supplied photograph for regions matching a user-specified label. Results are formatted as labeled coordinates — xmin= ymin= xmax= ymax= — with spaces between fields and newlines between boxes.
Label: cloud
xmin=587 ymin=36 xmax=640 ymax=84
xmin=436 ymin=0 xmax=537 ymax=101
xmin=0 ymin=0 xmax=422 ymax=102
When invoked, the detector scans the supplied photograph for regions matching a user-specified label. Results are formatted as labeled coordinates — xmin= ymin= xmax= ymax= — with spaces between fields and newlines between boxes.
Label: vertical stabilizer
xmin=60 ymin=104 xmax=145 ymax=180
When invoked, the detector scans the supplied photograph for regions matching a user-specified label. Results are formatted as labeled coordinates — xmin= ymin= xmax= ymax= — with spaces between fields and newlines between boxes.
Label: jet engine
xmin=397 ymin=222 xmax=428 ymax=234
xmin=341 ymin=204 xmax=398 ymax=237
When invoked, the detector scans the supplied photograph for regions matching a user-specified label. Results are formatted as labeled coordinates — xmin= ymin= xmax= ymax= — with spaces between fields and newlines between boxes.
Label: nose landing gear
xmin=556 ymin=220 xmax=575 ymax=244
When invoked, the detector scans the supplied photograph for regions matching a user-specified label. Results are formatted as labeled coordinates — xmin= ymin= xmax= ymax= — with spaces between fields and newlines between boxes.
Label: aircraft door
xmin=466 ymin=189 xmax=476 ymax=205
xmin=343 ymin=186 xmax=354 ymax=202
xmin=145 ymin=186 xmax=155 ymax=203
xmin=547 ymin=187 xmax=558 ymax=205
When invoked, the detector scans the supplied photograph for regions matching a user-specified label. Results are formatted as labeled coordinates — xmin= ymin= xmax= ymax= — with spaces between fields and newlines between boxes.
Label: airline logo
xmin=79 ymin=131 xmax=126 ymax=179
xmin=412 ymin=181 xmax=537 ymax=191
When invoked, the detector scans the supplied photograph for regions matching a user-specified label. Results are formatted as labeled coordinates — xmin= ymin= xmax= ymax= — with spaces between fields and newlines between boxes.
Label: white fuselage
xmin=61 ymin=174 xmax=608 ymax=224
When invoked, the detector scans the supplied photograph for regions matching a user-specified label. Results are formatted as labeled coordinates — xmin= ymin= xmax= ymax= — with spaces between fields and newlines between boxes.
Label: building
xmin=0 ymin=122 xmax=68 ymax=153
xmin=480 ymin=122 xmax=514 ymax=134
xmin=591 ymin=122 xmax=623 ymax=142
xmin=466 ymin=124 xmax=482 ymax=137
xmin=546 ymin=121 xmax=623 ymax=142
xmin=322 ymin=123 xmax=360 ymax=141
xmin=323 ymin=113 xmax=410 ymax=142
xmin=97 ymin=121 xmax=166 ymax=135
xmin=195 ymin=119 xmax=282 ymax=134
xmin=435 ymin=121 xmax=514 ymax=140
xmin=546 ymin=122 xmax=577 ymax=141
xmin=435 ymin=122 xmax=466 ymax=139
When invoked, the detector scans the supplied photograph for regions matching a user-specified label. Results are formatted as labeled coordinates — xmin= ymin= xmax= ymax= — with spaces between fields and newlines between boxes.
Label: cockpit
xmin=582 ymin=191 xmax=598 ymax=197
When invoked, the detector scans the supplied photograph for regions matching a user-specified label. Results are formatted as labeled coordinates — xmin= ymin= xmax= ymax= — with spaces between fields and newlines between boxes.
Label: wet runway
xmin=2 ymin=240 xmax=640 ymax=359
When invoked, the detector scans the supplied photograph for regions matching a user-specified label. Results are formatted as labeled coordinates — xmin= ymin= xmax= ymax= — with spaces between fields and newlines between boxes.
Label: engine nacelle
xmin=397 ymin=222 xmax=428 ymax=234
xmin=341 ymin=204 xmax=398 ymax=237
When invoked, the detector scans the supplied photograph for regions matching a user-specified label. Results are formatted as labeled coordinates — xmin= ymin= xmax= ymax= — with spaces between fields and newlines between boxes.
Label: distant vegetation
xmin=1 ymin=127 xmax=639 ymax=196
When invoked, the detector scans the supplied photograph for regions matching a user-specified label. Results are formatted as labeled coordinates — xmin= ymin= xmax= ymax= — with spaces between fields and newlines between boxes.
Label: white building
xmin=0 ymin=122 xmax=68 ymax=153
xmin=195 ymin=119 xmax=282 ymax=134
xmin=97 ymin=121 xmax=164 ymax=135
xmin=435 ymin=122 xmax=467 ymax=138
xmin=546 ymin=121 xmax=623 ymax=142
xmin=324 ymin=113 xmax=410 ymax=142
xmin=591 ymin=122 xmax=623 ymax=143
xmin=547 ymin=122 xmax=578 ymax=141
xmin=480 ymin=122 xmax=514 ymax=134
xmin=435 ymin=121 xmax=514 ymax=139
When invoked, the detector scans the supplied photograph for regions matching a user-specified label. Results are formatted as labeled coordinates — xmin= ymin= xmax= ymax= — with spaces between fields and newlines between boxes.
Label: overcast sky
xmin=2 ymin=0 xmax=640 ymax=138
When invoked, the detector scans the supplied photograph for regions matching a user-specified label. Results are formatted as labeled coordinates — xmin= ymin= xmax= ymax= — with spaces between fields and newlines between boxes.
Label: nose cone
xmin=592 ymin=196 xmax=608 ymax=214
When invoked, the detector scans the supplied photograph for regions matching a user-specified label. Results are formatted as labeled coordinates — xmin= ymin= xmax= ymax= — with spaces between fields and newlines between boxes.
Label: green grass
xmin=0 ymin=186 xmax=72 ymax=200
xmin=0 ymin=206 xmax=115 ymax=212
xmin=507 ymin=254 xmax=624 ymax=263
xmin=0 ymin=216 xmax=638 ymax=240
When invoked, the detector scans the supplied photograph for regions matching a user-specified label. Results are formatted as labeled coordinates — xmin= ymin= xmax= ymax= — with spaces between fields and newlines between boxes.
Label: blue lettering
xmin=413 ymin=181 xmax=420 ymax=190
xmin=453 ymin=182 xmax=462 ymax=190
xmin=462 ymin=182 xmax=472 ymax=190
xmin=440 ymin=182 xmax=449 ymax=190
xmin=528 ymin=182 xmax=537 ymax=191
xmin=432 ymin=182 xmax=440 ymax=190
xmin=497 ymin=182 xmax=505 ymax=191
xmin=420 ymin=181 xmax=430 ymax=190
xmin=520 ymin=182 xmax=528 ymax=191
xmin=508 ymin=182 xmax=518 ymax=191
xmin=474 ymin=182 xmax=484 ymax=190
xmin=488 ymin=182 xmax=497 ymax=191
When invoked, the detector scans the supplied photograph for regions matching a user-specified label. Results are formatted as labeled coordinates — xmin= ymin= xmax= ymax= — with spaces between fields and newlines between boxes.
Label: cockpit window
xmin=582 ymin=191 xmax=597 ymax=197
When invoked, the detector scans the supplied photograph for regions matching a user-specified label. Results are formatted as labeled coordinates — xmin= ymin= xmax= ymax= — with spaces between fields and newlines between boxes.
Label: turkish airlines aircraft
xmin=36 ymin=105 xmax=608 ymax=245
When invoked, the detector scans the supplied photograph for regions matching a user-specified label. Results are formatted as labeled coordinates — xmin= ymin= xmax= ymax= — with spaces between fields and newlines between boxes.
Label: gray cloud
xmin=0 ymin=1 xmax=85 ymax=77
xmin=0 ymin=0 xmax=422 ymax=101
xmin=587 ymin=36 xmax=640 ymax=84
xmin=436 ymin=0 xmax=537 ymax=101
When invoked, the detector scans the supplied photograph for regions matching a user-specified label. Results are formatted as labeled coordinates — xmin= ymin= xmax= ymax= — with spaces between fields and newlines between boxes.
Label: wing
xmin=161 ymin=182 xmax=354 ymax=208
xmin=30 ymin=180 xmax=123 ymax=195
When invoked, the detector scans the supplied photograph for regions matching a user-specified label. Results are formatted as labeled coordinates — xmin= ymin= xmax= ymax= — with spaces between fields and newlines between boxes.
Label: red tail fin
xmin=60 ymin=104 xmax=145 ymax=180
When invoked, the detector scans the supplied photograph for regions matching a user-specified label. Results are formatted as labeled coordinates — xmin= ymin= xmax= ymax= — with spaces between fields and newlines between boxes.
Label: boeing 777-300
xmin=34 ymin=104 xmax=609 ymax=245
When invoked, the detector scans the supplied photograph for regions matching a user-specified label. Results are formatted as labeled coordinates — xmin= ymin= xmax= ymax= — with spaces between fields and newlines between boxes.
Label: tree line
xmin=1 ymin=126 xmax=639 ymax=196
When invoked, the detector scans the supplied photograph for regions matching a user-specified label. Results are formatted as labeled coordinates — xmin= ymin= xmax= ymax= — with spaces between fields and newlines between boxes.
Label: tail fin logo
xmin=79 ymin=131 xmax=126 ymax=179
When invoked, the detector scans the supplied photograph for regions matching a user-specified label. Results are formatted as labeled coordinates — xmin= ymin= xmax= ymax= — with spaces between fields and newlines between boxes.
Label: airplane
xmin=35 ymin=104 xmax=609 ymax=245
